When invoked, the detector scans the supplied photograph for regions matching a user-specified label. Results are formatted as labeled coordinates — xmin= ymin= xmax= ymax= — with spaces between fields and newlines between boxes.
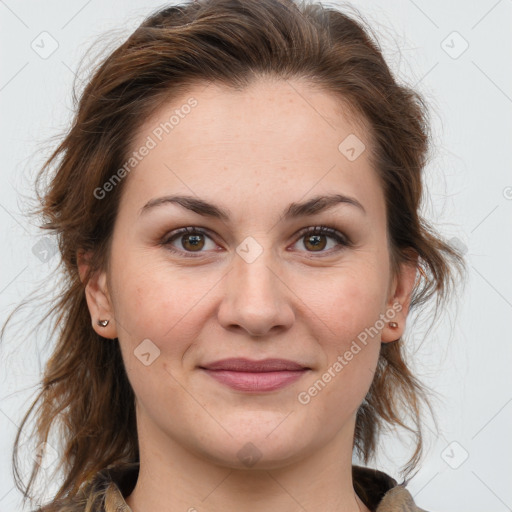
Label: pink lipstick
xmin=199 ymin=358 xmax=309 ymax=392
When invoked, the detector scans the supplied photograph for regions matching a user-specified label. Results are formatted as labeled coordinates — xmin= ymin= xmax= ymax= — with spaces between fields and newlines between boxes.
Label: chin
xmin=200 ymin=438 xmax=310 ymax=471
xmin=191 ymin=415 xmax=315 ymax=470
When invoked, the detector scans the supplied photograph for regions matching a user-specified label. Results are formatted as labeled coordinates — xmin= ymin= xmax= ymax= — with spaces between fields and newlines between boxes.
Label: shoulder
xmin=353 ymin=465 xmax=429 ymax=512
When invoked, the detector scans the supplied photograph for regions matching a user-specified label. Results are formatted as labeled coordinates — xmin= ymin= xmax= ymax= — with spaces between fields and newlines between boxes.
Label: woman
xmin=10 ymin=0 xmax=465 ymax=510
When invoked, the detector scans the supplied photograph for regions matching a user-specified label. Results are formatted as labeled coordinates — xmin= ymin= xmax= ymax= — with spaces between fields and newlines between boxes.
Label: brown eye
xmin=293 ymin=226 xmax=350 ymax=255
xmin=162 ymin=227 xmax=217 ymax=257
xmin=304 ymin=233 xmax=327 ymax=251
xmin=181 ymin=232 xmax=205 ymax=251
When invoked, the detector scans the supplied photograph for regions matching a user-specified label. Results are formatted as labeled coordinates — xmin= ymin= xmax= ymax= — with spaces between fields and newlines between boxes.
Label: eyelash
xmin=161 ymin=225 xmax=352 ymax=258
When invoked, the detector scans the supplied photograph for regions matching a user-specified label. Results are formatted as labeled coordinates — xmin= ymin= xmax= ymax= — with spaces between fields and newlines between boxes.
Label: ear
xmin=77 ymin=250 xmax=118 ymax=339
xmin=381 ymin=251 xmax=419 ymax=343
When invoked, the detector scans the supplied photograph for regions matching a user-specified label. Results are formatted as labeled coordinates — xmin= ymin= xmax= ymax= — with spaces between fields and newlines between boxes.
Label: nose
xmin=217 ymin=248 xmax=295 ymax=337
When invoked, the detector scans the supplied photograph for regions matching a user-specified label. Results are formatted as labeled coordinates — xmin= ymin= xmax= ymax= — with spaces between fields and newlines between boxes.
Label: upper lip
xmin=200 ymin=358 xmax=309 ymax=372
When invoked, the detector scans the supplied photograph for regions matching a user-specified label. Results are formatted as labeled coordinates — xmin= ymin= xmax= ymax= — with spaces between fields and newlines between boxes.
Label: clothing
xmin=39 ymin=462 xmax=428 ymax=512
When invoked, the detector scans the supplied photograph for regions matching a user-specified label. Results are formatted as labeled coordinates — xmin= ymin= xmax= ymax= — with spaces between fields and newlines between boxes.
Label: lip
xmin=200 ymin=358 xmax=309 ymax=372
xmin=199 ymin=358 xmax=310 ymax=392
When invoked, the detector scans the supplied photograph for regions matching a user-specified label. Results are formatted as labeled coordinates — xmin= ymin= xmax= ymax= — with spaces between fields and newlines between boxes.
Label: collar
xmin=93 ymin=462 xmax=427 ymax=512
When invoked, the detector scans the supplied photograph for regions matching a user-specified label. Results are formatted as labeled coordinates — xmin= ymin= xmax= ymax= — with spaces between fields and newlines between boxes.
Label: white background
xmin=1 ymin=1 xmax=511 ymax=511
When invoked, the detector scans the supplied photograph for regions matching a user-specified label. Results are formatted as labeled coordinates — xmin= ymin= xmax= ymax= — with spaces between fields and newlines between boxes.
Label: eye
xmin=162 ymin=227 xmax=218 ymax=257
xmin=161 ymin=225 xmax=351 ymax=258
xmin=291 ymin=225 xmax=351 ymax=255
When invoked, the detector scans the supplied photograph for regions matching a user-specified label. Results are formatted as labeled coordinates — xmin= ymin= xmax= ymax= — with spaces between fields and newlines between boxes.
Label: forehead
xmin=134 ymin=77 xmax=369 ymax=151
xmin=120 ymin=78 xmax=384 ymax=222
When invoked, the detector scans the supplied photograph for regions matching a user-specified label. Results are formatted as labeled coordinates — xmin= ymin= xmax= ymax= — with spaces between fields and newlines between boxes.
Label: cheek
xmin=302 ymin=283 xmax=382 ymax=421
xmin=111 ymin=255 xmax=216 ymax=352
xmin=310 ymin=264 xmax=387 ymax=345
xmin=111 ymin=263 xmax=210 ymax=414
xmin=111 ymin=267 xmax=250 ymax=422
xmin=299 ymin=262 xmax=385 ymax=401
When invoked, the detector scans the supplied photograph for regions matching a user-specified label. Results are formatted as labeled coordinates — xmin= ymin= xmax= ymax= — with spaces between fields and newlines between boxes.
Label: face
xmin=82 ymin=78 xmax=417 ymax=470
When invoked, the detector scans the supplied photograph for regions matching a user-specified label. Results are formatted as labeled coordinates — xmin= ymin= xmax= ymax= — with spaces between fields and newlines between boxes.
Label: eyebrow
xmin=139 ymin=193 xmax=366 ymax=221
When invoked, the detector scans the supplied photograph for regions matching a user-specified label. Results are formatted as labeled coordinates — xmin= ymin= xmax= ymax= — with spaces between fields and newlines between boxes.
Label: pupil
xmin=307 ymin=234 xmax=325 ymax=251
xmin=184 ymin=234 xmax=204 ymax=250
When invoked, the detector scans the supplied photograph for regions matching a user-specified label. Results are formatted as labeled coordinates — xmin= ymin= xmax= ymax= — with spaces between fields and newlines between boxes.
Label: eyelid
xmin=161 ymin=226 xmax=218 ymax=258
xmin=161 ymin=225 xmax=351 ymax=257
xmin=293 ymin=225 xmax=351 ymax=246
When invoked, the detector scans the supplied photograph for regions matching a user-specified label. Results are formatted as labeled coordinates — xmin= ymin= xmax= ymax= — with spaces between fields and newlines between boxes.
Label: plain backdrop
xmin=1 ymin=1 xmax=511 ymax=511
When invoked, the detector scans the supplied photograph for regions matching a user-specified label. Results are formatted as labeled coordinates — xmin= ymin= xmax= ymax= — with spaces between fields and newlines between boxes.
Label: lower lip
xmin=201 ymin=369 xmax=308 ymax=392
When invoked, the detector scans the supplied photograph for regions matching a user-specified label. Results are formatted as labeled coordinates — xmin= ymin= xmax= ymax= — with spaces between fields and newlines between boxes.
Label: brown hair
xmin=6 ymin=0 xmax=465 ymax=509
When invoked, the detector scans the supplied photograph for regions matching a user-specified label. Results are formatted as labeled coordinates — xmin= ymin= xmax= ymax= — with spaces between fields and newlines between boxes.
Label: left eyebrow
xmin=138 ymin=192 xmax=366 ymax=220
xmin=283 ymin=193 xmax=366 ymax=219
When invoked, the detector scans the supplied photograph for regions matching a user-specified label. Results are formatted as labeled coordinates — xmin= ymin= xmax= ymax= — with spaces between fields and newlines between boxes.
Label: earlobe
xmin=381 ymin=254 xmax=419 ymax=343
xmin=77 ymin=250 xmax=118 ymax=339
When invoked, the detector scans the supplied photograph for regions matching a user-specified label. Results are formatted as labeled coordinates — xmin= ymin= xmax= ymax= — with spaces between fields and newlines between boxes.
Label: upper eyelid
xmin=163 ymin=225 xmax=350 ymax=251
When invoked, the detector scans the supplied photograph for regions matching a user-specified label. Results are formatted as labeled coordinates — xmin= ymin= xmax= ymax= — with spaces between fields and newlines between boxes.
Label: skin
xmin=80 ymin=77 xmax=417 ymax=512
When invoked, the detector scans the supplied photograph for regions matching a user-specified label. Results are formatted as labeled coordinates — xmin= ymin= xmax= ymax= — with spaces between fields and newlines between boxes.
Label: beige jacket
xmin=39 ymin=462 xmax=428 ymax=512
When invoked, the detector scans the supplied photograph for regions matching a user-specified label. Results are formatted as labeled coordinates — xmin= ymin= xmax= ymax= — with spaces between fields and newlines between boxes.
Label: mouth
xmin=198 ymin=358 xmax=310 ymax=392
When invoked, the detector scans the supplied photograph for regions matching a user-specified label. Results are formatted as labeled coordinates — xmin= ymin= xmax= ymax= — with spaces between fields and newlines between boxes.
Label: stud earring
xmin=388 ymin=321 xmax=398 ymax=329
xmin=97 ymin=319 xmax=109 ymax=327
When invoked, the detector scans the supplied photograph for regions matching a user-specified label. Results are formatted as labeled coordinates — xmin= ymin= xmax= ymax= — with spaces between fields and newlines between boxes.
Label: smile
xmin=201 ymin=368 xmax=309 ymax=392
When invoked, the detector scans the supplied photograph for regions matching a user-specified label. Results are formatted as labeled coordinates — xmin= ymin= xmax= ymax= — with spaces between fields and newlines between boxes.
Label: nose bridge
xmin=234 ymin=245 xmax=276 ymax=300
xmin=217 ymin=238 xmax=294 ymax=336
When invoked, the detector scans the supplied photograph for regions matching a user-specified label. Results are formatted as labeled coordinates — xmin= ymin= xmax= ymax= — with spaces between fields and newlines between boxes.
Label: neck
xmin=125 ymin=416 xmax=370 ymax=512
